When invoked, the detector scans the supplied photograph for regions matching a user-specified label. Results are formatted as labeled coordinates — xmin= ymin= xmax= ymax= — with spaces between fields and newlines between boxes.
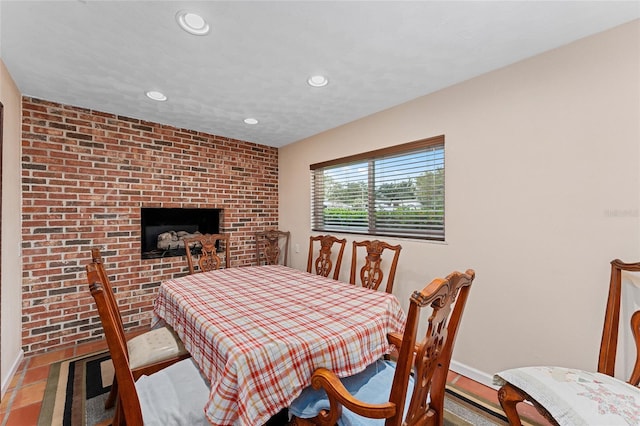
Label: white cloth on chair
xmin=494 ymin=366 xmax=640 ymax=425
xmin=136 ymin=358 xmax=210 ymax=426
xmin=127 ymin=326 xmax=188 ymax=369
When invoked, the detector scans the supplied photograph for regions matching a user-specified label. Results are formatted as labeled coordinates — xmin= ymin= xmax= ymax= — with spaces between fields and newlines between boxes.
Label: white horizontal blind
xmin=311 ymin=136 xmax=445 ymax=240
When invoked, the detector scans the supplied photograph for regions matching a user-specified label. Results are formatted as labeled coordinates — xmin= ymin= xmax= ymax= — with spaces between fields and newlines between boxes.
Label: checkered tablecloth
xmin=153 ymin=264 xmax=407 ymax=426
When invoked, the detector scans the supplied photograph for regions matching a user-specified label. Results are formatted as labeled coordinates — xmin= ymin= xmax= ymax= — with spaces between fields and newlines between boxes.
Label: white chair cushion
xmin=128 ymin=326 xmax=187 ymax=369
xmin=136 ymin=358 xmax=211 ymax=426
xmin=494 ymin=366 xmax=640 ymax=426
xmin=289 ymin=359 xmax=415 ymax=426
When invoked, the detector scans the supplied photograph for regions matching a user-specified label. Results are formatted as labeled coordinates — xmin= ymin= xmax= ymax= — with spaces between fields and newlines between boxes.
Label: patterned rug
xmin=37 ymin=351 xmax=515 ymax=426
xmin=38 ymin=351 xmax=115 ymax=426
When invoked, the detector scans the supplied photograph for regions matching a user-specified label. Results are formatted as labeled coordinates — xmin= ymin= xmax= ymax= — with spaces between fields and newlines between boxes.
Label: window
xmin=311 ymin=135 xmax=445 ymax=241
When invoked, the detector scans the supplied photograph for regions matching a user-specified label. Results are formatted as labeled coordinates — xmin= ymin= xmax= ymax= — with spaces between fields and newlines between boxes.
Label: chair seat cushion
xmin=136 ymin=358 xmax=211 ymax=425
xmin=290 ymin=359 xmax=415 ymax=426
xmin=494 ymin=366 xmax=640 ymax=426
xmin=128 ymin=326 xmax=188 ymax=369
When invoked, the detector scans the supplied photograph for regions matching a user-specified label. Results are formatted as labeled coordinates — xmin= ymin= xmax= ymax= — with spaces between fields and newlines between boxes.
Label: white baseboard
xmin=449 ymin=359 xmax=499 ymax=390
xmin=1 ymin=349 xmax=24 ymax=400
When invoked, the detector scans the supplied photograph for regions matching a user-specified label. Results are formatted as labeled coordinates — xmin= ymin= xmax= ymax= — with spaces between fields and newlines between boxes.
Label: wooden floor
xmin=0 ymin=338 xmax=551 ymax=425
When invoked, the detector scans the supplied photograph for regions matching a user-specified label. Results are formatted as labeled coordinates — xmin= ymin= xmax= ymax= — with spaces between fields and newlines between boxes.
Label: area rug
xmin=38 ymin=351 xmax=517 ymax=426
xmin=38 ymin=351 xmax=115 ymax=426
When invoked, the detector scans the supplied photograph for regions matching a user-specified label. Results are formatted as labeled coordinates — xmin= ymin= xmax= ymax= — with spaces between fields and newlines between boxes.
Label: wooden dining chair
xmin=87 ymin=264 xmax=210 ymax=426
xmin=350 ymin=239 xmax=402 ymax=294
xmin=495 ymin=259 xmax=640 ymax=425
xmin=289 ymin=269 xmax=476 ymax=426
xmin=306 ymin=235 xmax=347 ymax=280
xmin=255 ymin=229 xmax=290 ymax=266
xmin=88 ymin=248 xmax=190 ymax=409
xmin=183 ymin=233 xmax=230 ymax=274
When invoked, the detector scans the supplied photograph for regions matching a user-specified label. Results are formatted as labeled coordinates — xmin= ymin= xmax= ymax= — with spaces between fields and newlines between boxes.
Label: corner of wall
xmin=1 ymin=349 xmax=24 ymax=400
xmin=449 ymin=359 xmax=497 ymax=390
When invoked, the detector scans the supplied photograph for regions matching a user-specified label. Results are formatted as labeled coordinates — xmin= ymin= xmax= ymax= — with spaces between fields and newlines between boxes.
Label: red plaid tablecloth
xmin=153 ymin=265 xmax=407 ymax=426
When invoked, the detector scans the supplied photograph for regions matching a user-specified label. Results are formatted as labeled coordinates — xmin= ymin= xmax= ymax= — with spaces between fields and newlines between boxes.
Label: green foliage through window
xmin=311 ymin=136 xmax=445 ymax=240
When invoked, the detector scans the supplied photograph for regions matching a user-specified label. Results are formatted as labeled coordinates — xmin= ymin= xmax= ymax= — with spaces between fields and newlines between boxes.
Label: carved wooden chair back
xmin=87 ymin=263 xmax=144 ymax=425
xmin=184 ymin=233 xmax=230 ymax=274
xmin=397 ymin=269 xmax=475 ymax=425
xmin=349 ymin=239 xmax=402 ymax=293
xmin=598 ymin=259 xmax=640 ymax=382
xmin=291 ymin=269 xmax=475 ymax=426
xmin=88 ymin=264 xmax=209 ymax=425
xmin=255 ymin=229 xmax=290 ymax=266
xmin=306 ymin=235 xmax=347 ymax=280
xmin=88 ymin=248 xmax=190 ymax=410
xmin=496 ymin=259 xmax=640 ymax=425
xmin=90 ymin=247 xmax=125 ymax=336
xmin=89 ymin=249 xmax=135 ymax=410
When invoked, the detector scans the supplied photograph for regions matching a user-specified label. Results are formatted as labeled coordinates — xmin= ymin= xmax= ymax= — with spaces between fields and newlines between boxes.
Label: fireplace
xmin=141 ymin=207 xmax=222 ymax=259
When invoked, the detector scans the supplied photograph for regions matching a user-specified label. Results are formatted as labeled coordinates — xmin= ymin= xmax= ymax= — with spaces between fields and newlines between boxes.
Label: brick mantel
xmin=20 ymin=97 xmax=279 ymax=354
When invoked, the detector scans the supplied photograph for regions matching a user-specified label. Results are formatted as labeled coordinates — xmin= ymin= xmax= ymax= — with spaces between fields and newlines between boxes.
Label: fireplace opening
xmin=141 ymin=207 xmax=221 ymax=259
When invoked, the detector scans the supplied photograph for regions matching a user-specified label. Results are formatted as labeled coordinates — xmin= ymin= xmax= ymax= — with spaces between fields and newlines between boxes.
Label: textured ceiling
xmin=1 ymin=1 xmax=638 ymax=147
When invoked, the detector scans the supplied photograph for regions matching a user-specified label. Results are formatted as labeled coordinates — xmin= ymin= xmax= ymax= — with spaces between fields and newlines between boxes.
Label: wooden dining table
xmin=153 ymin=264 xmax=407 ymax=426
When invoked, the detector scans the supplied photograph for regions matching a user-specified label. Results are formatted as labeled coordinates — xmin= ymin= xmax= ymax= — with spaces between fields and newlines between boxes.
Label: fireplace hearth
xmin=141 ymin=207 xmax=221 ymax=259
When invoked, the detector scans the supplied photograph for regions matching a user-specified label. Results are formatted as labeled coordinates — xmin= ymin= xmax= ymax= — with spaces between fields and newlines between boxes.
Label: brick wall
xmin=20 ymin=97 xmax=279 ymax=354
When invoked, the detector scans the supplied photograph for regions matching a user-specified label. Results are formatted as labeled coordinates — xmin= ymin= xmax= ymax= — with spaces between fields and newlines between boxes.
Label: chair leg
xmin=104 ymin=374 xmax=118 ymax=409
xmin=288 ymin=417 xmax=316 ymax=426
xmin=497 ymin=383 xmax=525 ymax=426
xmin=113 ymin=397 xmax=126 ymax=426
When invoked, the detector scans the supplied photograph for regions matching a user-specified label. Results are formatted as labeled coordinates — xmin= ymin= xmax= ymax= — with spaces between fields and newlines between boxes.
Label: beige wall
xmin=279 ymin=20 xmax=640 ymax=385
xmin=0 ymin=58 xmax=24 ymax=395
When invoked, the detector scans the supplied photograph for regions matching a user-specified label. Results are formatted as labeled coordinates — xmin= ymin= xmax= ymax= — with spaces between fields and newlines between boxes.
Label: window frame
xmin=310 ymin=135 xmax=445 ymax=241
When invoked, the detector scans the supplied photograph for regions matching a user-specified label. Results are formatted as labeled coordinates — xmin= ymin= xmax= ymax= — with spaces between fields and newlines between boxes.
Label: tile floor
xmin=1 ymin=338 xmax=110 ymax=426
xmin=0 ymin=339 xmax=551 ymax=426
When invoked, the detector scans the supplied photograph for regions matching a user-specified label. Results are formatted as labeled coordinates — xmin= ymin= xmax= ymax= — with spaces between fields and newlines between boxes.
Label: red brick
xmin=21 ymin=96 xmax=279 ymax=355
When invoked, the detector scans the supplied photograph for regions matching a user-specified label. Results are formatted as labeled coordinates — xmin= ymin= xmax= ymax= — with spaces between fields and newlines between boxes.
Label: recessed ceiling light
xmin=244 ymin=118 xmax=259 ymax=125
xmin=146 ymin=91 xmax=167 ymax=101
xmin=176 ymin=11 xmax=210 ymax=36
xmin=307 ymin=75 xmax=328 ymax=87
